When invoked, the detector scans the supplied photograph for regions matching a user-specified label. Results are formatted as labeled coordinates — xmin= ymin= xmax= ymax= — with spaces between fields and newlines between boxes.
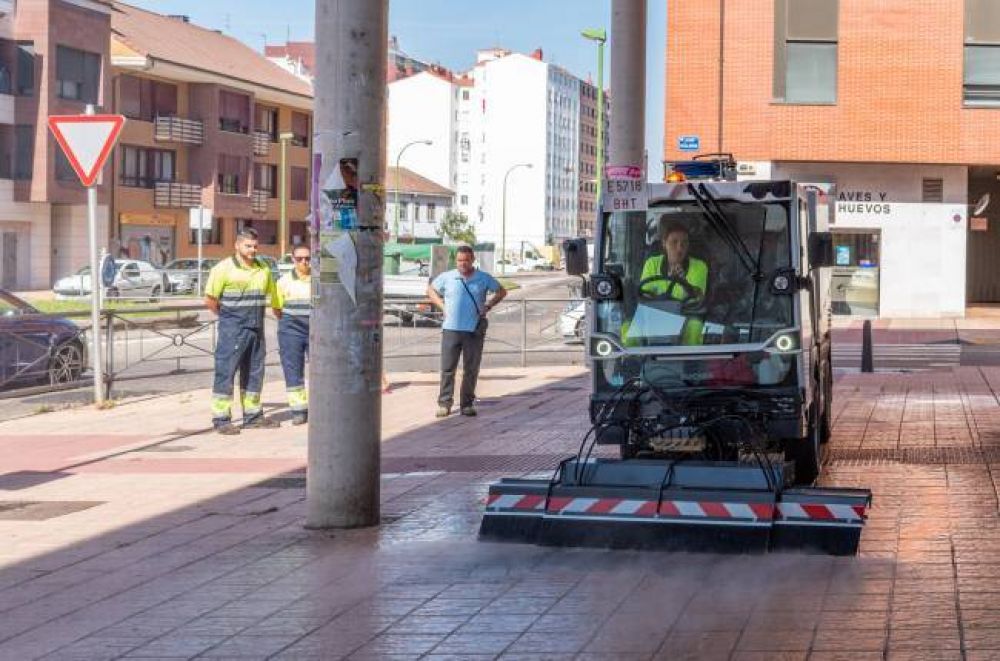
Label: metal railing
xmin=251 ymin=189 xmax=269 ymax=213
xmin=155 ymin=182 xmax=203 ymax=208
xmin=154 ymin=115 xmax=205 ymax=145
xmin=1 ymin=297 xmax=585 ymax=398
xmin=252 ymin=132 xmax=271 ymax=156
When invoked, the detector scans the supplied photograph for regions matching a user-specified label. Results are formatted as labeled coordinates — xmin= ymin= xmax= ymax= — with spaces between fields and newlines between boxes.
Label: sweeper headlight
xmin=766 ymin=331 xmax=800 ymax=354
xmin=589 ymin=274 xmax=622 ymax=301
xmin=590 ymin=336 xmax=622 ymax=359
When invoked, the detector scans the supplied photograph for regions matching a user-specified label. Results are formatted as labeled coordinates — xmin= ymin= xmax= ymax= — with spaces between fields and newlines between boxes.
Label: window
xmin=218 ymin=154 xmax=248 ymax=194
xmin=290 ymin=166 xmax=308 ymax=200
xmin=255 ymin=105 xmax=279 ymax=141
xmin=120 ymin=146 xmax=175 ymax=188
xmin=460 ymin=195 xmax=468 ymax=205
xmin=965 ymin=0 xmax=1000 ymax=104
xmin=219 ymin=90 xmax=250 ymax=133
xmin=13 ymin=125 xmax=32 ymax=180
xmin=399 ymin=201 xmax=409 ymax=221
xmin=16 ymin=42 xmax=34 ymax=96
xmin=119 ymin=75 xmax=178 ymax=121
xmin=290 ymin=112 xmax=309 ymax=147
xmin=55 ymin=149 xmax=77 ymax=181
xmin=189 ymin=217 xmax=221 ymax=245
xmin=237 ymin=218 xmax=277 ymax=245
xmin=56 ymin=45 xmax=100 ymax=104
xmin=255 ymin=163 xmax=277 ymax=197
xmin=774 ymin=0 xmax=837 ymax=104
xmin=427 ymin=203 xmax=436 ymax=222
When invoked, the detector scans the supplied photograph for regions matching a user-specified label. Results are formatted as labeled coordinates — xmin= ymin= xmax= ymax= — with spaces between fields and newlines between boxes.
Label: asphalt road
xmin=8 ymin=272 xmax=1000 ymax=422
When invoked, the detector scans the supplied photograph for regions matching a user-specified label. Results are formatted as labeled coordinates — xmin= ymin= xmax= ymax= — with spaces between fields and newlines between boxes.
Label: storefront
xmin=739 ymin=162 xmax=968 ymax=319
xmin=118 ymin=213 xmax=178 ymax=268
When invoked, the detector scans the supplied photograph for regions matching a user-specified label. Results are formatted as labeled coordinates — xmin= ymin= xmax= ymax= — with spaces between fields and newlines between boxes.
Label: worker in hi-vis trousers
xmin=204 ymin=226 xmax=279 ymax=435
xmin=272 ymin=243 xmax=312 ymax=425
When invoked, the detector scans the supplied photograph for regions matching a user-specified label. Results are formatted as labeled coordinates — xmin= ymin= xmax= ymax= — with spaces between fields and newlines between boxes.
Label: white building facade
xmin=387 ymin=48 xmax=584 ymax=260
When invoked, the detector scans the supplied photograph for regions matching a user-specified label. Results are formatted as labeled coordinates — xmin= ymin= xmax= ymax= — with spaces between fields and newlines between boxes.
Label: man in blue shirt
xmin=427 ymin=246 xmax=507 ymax=417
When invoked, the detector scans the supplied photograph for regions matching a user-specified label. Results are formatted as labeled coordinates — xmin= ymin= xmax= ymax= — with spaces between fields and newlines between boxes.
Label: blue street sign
xmin=678 ymin=135 xmax=700 ymax=152
xmin=100 ymin=253 xmax=117 ymax=287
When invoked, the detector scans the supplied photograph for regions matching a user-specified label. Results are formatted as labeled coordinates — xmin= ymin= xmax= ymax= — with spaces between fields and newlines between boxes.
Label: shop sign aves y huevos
xmin=836 ymin=190 xmax=892 ymax=216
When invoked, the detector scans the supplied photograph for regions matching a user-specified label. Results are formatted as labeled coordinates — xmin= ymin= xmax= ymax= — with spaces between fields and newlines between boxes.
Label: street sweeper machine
xmin=480 ymin=158 xmax=872 ymax=555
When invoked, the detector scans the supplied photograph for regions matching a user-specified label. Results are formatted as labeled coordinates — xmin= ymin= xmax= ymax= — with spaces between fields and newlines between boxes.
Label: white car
xmin=559 ymin=300 xmax=586 ymax=342
xmin=53 ymin=260 xmax=166 ymax=302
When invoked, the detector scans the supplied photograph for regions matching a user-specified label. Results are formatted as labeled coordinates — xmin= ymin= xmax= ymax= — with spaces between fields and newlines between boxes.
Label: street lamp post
xmin=501 ymin=163 xmax=532 ymax=274
xmin=279 ymin=131 xmax=294 ymax=257
xmin=393 ymin=139 xmax=432 ymax=242
xmin=582 ymin=28 xmax=607 ymax=207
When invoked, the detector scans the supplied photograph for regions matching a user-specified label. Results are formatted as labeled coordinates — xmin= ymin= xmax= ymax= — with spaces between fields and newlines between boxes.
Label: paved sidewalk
xmin=2 ymin=366 xmax=1000 ymax=659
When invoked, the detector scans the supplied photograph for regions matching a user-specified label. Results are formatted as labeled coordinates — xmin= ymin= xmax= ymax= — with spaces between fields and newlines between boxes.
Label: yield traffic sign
xmin=47 ymin=114 xmax=125 ymax=187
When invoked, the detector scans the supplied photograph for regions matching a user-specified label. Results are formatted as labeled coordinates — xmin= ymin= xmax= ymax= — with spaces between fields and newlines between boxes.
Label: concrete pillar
xmin=307 ymin=0 xmax=387 ymax=528
xmin=609 ymin=0 xmax=647 ymax=169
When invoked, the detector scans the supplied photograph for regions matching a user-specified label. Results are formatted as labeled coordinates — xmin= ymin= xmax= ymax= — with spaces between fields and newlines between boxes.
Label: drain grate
xmin=140 ymin=445 xmax=194 ymax=453
xmin=826 ymin=446 xmax=1000 ymax=466
xmin=0 ymin=500 xmax=103 ymax=520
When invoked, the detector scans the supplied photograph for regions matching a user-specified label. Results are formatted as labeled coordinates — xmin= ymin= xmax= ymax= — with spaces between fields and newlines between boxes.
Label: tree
xmin=437 ymin=210 xmax=477 ymax=245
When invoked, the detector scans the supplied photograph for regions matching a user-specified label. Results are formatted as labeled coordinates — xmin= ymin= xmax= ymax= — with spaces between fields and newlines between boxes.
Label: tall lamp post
xmin=501 ymin=162 xmax=532 ymax=274
xmin=393 ymin=139 xmax=432 ymax=242
xmin=581 ymin=28 xmax=606 ymax=202
xmin=278 ymin=131 xmax=294 ymax=257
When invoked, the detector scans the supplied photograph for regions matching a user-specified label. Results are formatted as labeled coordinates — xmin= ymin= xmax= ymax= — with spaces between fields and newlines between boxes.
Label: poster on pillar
xmin=318 ymin=157 xmax=360 ymax=294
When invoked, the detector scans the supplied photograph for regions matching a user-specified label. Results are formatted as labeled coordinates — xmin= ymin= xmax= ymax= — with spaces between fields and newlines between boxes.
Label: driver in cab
xmin=625 ymin=218 xmax=708 ymax=346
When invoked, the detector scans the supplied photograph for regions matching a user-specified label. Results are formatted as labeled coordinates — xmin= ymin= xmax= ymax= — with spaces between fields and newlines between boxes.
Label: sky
xmin=128 ymin=0 xmax=667 ymax=179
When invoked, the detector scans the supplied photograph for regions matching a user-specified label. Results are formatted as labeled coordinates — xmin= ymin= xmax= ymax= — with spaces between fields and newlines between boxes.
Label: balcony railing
xmin=252 ymin=132 xmax=271 ymax=157
xmin=154 ymin=116 xmax=204 ymax=145
xmin=154 ymin=182 xmax=202 ymax=208
xmin=251 ymin=189 xmax=269 ymax=214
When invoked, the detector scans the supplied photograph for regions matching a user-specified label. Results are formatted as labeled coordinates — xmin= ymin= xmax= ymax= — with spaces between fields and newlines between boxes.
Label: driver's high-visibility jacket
xmin=623 ymin=255 xmax=708 ymax=346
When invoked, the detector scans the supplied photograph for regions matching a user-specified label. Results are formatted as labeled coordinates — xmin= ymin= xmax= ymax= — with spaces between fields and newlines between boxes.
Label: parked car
xmin=0 ymin=289 xmax=86 ymax=390
xmin=558 ymin=299 xmax=586 ymax=342
xmin=163 ymin=258 xmax=218 ymax=295
xmin=53 ymin=260 xmax=166 ymax=302
xmin=257 ymin=255 xmax=281 ymax=282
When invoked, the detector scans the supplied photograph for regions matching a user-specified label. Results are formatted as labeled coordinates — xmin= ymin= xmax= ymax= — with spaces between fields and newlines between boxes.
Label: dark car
xmin=0 ymin=290 xmax=86 ymax=391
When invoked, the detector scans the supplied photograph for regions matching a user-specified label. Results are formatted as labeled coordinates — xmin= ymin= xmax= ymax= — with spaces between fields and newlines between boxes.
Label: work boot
xmin=460 ymin=405 xmax=477 ymax=417
xmin=215 ymin=423 xmax=241 ymax=436
xmin=435 ymin=406 xmax=451 ymax=418
xmin=243 ymin=416 xmax=280 ymax=429
xmin=291 ymin=412 xmax=308 ymax=426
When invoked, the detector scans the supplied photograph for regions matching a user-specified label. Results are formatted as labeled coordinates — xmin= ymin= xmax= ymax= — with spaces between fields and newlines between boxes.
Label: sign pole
xmin=84 ymin=104 xmax=104 ymax=405
xmin=46 ymin=107 xmax=125 ymax=407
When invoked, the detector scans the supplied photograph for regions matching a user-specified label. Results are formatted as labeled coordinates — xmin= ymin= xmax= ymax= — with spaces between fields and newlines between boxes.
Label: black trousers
xmin=438 ymin=328 xmax=486 ymax=409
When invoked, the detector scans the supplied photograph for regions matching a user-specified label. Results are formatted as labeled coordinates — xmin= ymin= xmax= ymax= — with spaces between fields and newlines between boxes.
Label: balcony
xmin=155 ymin=182 xmax=202 ymax=208
xmin=252 ymin=132 xmax=271 ymax=157
xmin=251 ymin=189 xmax=269 ymax=214
xmin=154 ymin=116 xmax=204 ymax=145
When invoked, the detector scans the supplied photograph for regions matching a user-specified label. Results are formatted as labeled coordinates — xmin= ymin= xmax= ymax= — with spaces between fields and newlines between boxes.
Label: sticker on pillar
xmin=321 ymin=233 xmax=357 ymax=303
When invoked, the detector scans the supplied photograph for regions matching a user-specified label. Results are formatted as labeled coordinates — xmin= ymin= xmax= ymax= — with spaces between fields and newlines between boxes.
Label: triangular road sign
xmin=47 ymin=114 xmax=126 ymax=187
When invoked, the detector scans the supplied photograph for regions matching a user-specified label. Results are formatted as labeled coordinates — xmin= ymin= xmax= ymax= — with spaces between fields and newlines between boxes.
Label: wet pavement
xmin=1 ymin=366 xmax=1000 ymax=659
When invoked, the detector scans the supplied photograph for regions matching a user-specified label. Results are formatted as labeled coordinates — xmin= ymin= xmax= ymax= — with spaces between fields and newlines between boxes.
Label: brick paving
xmin=1 ymin=365 xmax=1000 ymax=659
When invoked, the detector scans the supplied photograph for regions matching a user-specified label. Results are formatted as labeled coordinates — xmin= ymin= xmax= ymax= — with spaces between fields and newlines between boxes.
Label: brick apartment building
xmin=665 ymin=0 xmax=1000 ymax=318
xmin=110 ymin=4 xmax=313 ymax=267
xmin=0 ymin=1 xmax=312 ymax=291
xmin=0 ymin=0 xmax=113 ymax=290
xmin=578 ymin=79 xmax=608 ymax=239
